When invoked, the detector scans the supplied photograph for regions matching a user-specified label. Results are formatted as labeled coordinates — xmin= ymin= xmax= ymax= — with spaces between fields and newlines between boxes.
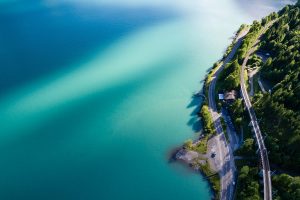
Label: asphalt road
xmin=207 ymin=29 xmax=249 ymax=200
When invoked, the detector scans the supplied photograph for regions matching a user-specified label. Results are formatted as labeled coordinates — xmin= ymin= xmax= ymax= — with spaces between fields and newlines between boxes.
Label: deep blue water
xmin=0 ymin=2 xmax=177 ymax=96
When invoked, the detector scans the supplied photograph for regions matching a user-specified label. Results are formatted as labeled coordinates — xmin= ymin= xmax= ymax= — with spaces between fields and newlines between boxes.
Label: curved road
xmin=208 ymin=29 xmax=249 ymax=200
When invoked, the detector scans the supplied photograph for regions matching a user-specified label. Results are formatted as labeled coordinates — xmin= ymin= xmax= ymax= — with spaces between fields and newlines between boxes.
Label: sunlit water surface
xmin=0 ymin=0 xmax=293 ymax=199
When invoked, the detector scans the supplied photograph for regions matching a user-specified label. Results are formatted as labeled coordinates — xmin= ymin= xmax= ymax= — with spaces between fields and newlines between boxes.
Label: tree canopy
xmin=254 ymin=5 xmax=300 ymax=171
xmin=273 ymin=174 xmax=300 ymax=200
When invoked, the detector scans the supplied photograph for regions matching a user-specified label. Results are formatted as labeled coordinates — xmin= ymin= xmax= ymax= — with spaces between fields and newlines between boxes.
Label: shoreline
xmin=175 ymin=25 xmax=250 ymax=200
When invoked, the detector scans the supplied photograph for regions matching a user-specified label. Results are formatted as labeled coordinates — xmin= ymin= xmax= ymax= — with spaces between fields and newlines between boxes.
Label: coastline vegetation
xmin=184 ymin=137 xmax=208 ymax=154
xmin=212 ymin=2 xmax=300 ymax=199
xmin=184 ymin=104 xmax=215 ymax=154
xmin=200 ymin=105 xmax=216 ymax=136
xmin=193 ymin=19 xmax=252 ymax=199
xmin=190 ymin=159 xmax=221 ymax=200
xmin=183 ymin=103 xmax=220 ymax=198
xmin=223 ymin=24 xmax=249 ymax=59
xmin=197 ymin=104 xmax=221 ymax=199
xmin=212 ymin=11 xmax=278 ymax=199
xmin=200 ymin=164 xmax=221 ymax=200
xmin=195 ymin=19 xmax=251 ymax=200
xmin=181 ymin=2 xmax=300 ymax=198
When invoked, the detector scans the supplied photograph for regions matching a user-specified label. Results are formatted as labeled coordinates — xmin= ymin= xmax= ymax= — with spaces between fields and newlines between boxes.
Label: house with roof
xmin=218 ymin=90 xmax=238 ymax=104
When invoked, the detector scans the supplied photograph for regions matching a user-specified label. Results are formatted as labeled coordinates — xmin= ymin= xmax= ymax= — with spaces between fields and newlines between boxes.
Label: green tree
xmin=238 ymin=138 xmax=255 ymax=156
xmin=273 ymin=174 xmax=300 ymax=200
xmin=200 ymin=105 xmax=215 ymax=135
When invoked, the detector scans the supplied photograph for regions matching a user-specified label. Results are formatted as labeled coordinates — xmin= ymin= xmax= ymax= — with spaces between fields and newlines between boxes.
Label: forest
xmin=247 ymin=4 xmax=300 ymax=199
xmin=216 ymin=2 xmax=300 ymax=199
xmin=254 ymin=4 xmax=300 ymax=172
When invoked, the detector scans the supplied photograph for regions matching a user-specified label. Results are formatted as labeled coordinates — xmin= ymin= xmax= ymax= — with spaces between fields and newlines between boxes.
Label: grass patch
xmin=193 ymin=136 xmax=209 ymax=154
xmin=184 ymin=137 xmax=209 ymax=154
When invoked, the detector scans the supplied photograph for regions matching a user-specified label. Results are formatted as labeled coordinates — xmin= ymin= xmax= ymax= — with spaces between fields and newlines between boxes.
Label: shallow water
xmin=0 ymin=0 xmax=292 ymax=199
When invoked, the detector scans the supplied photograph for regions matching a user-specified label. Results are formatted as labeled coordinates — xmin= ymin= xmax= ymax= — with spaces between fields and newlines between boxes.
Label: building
xmin=224 ymin=90 xmax=237 ymax=104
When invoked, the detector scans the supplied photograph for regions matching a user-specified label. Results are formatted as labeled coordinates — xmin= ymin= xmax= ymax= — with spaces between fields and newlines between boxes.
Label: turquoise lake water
xmin=0 ymin=0 xmax=292 ymax=199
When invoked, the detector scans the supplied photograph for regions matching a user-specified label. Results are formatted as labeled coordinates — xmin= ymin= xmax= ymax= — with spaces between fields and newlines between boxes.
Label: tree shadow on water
xmin=187 ymin=115 xmax=202 ymax=133
xmin=186 ymin=88 xmax=205 ymax=134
